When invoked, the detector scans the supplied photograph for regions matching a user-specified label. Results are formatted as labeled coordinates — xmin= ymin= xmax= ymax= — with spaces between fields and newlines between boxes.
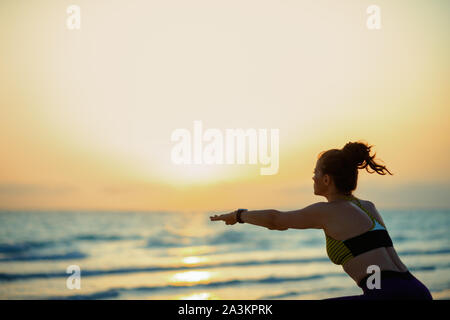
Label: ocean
xmin=0 ymin=208 xmax=449 ymax=300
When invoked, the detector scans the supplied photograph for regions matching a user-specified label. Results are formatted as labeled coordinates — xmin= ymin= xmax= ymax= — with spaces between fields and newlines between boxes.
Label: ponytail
xmin=318 ymin=141 xmax=392 ymax=195
xmin=342 ymin=142 xmax=392 ymax=175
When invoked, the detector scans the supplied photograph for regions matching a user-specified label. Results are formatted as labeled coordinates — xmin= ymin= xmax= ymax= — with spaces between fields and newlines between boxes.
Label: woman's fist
xmin=209 ymin=211 xmax=237 ymax=225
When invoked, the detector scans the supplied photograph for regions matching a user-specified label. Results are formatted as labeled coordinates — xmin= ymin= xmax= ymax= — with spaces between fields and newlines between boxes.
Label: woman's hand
xmin=210 ymin=211 xmax=237 ymax=225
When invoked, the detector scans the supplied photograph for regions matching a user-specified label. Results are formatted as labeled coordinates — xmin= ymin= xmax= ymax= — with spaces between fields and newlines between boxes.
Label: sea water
xmin=0 ymin=208 xmax=449 ymax=299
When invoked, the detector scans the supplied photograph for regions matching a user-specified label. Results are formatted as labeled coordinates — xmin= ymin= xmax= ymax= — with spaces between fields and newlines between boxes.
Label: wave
xmin=47 ymin=264 xmax=450 ymax=300
xmin=48 ymin=273 xmax=346 ymax=300
xmin=391 ymin=235 xmax=410 ymax=243
xmin=0 ymin=256 xmax=330 ymax=281
xmin=0 ymin=241 xmax=53 ymax=254
xmin=0 ymin=234 xmax=143 ymax=255
xmin=298 ymin=238 xmax=323 ymax=247
xmin=1 ymin=250 xmax=449 ymax=282
xmin=0 ymin=251 xmax=87 ymax=262
xmin=72 ymin=234 xmax=142 ymax=241
xmin=208 ymin=230 xmax=249 ymax=245
xmin=258 ymin=286 xmax=343 ymax=299
xmin=55 ymin=290 xmax=121 ymax=300
xmin=145 ymin=230 xmax=256 ymax=249
xmin=399 ymin=248 xmax=450 ymax=256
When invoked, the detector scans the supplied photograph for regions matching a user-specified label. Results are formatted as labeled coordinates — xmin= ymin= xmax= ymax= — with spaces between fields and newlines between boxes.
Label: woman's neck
xmin=326 ymin=192 xmax=353 ymax=203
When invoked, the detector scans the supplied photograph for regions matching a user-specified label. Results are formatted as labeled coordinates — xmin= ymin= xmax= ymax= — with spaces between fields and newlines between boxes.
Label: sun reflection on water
xmin=169 ymin=271 xmax=214 ymax=286
xmin=167 ymin=246 xmax=216 ymax=256
xmin=181 ymin=256 xmax=210 ymax=266
xmin=178 ymin=292 xmax=219 ymax=300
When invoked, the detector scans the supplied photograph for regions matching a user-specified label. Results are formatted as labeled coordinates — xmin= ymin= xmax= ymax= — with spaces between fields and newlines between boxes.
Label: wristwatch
xmin=236 ymin=208 xmax=248 ymax=223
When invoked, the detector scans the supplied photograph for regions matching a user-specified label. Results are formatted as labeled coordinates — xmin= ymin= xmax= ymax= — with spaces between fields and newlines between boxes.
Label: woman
xmin=210 ymin=141 xmax=432 ymax=300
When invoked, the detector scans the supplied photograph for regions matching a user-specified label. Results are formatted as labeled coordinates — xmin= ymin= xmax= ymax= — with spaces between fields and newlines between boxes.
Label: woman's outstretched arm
xmin=210 ymin=209 xmax=280 ymax=229
xmin=241 ymin=209 xmax=283 ymax=230
xmin=273 ymin=202 xmax=328 ymax=230
xmin=210 ymin=202 xmax=328 ymax=231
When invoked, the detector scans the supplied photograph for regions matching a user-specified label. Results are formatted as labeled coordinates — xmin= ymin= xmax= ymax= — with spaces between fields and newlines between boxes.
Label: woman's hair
xmin=318 ymin=141 xmax=392 ymax=195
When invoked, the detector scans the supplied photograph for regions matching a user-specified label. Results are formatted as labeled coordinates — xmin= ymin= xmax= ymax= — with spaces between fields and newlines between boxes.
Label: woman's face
xmin=312 ymin=160 xmax=328 ymax=195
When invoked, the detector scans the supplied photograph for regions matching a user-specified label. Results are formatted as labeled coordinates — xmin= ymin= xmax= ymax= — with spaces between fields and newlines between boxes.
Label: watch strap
xmin=236 ymin=208 xmax=247 ymax=223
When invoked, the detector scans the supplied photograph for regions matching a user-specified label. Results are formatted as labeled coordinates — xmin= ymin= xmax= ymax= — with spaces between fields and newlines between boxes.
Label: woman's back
xmin=324 ymin=197 xmax=408 ymax=284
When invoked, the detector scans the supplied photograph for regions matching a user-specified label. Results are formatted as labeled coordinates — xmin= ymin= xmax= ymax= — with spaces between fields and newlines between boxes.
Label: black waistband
xmin=358 ymin=270 xmax=412 ymax=288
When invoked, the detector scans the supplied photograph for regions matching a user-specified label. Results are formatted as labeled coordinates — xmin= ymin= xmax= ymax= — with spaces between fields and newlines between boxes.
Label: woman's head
xmin=312 ymin=141 xmax=392 ymax=196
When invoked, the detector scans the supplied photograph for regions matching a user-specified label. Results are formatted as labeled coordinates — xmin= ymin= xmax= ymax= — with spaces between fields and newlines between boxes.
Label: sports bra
xmin=325 ymin=196 xmax=393 ymax=265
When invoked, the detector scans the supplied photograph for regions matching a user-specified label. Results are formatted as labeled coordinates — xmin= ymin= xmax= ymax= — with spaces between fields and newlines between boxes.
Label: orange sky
xmin=1 ymin=0 xmax=449 ymax=212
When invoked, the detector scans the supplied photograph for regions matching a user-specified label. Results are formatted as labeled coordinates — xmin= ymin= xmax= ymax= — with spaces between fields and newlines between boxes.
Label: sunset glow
xmin=0 ymin=0 xmax=449 ymax=212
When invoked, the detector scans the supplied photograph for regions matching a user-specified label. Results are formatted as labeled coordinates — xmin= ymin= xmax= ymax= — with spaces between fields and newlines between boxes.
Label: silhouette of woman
xmin=210 ymin=141 xmax=432 ymax=300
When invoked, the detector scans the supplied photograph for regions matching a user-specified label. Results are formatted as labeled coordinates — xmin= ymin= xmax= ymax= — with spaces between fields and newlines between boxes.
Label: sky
xmin=0 ymin=0 xmax=449 ymax=212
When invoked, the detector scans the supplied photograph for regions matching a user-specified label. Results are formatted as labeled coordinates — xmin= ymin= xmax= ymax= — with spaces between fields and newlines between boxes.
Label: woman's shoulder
xmin=355 ymin=198 xmax=387 ymax=226
xmin=357 ymin=198 xmax=376 ymax=209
